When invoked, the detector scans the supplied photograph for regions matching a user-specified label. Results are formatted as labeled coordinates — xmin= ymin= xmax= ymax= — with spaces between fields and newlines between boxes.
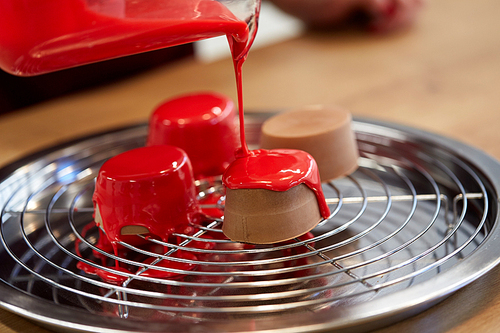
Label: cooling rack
xmin=1 ymin=114 xmax=499 ymax=333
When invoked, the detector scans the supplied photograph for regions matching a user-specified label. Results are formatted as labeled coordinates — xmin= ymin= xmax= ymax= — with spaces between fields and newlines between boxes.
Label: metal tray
xmin=1 ymin=114 xmax=499 ymax=332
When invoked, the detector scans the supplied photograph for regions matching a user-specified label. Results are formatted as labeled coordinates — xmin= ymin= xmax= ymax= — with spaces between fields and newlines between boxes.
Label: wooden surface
xmin=1 ymin=0 xmax=500 ymax=331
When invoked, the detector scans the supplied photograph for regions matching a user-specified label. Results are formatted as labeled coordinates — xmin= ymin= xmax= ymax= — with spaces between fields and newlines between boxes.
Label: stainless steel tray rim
xmin=0 ymin=116 xmax=499 ymax=333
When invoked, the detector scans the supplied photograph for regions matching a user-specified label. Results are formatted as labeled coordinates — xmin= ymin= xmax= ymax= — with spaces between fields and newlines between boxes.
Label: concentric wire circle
xmin=0 ymin=115 xmax=499 ymax=332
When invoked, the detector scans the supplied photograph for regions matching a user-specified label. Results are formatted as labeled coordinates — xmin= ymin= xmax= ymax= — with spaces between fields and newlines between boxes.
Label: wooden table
xmin=1 ymin=0 xmax=500 ymax=331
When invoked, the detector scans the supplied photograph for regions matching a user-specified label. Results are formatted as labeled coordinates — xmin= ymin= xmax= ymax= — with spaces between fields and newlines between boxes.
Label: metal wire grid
xmin=0 ymin=122 xmax=492 ymax=326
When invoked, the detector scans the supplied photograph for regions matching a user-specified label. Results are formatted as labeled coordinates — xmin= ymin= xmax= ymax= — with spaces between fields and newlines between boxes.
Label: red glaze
xmin=76 ymin=252 xmax=200 ymax=283
xmin=92 ymin=145 xmax=201 ymax=249
xmin=223 ymin=149 xmax=331 ymax=219
xmin=77 ymin=262 xmax=130 ymax=285
xmin=199 ymin=192 xmax=225 ymax=219
xmin=140 ymin=251 xmax=198 ymax=279
xmin=75 ymin=222 xmax=219 ymax=282
xmin=147 ymin=92 xmax=238 ymax=178
xmin=232 ymin=45 xmax=251 ymax=156
xmin=0 ymin=0 xmax=249 ymax=76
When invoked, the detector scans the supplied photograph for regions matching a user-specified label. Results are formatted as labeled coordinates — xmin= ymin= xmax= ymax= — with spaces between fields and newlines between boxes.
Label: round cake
xmin=222 ymin=149 xmax=330 ymax=244
xmin=92 ymin=145 xmax=201 ymax=248
xmin=260 ymin=106 xmax=359 ymax=182
xmin=147 ymin=91 xmax=238 ymax=178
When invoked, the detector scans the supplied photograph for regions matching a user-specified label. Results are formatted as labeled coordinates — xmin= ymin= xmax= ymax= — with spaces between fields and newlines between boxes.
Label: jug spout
xmin=220 ymin=0 xmax=261 ymax=37
xmin=222 ymin=0 xmax=261 ymax=62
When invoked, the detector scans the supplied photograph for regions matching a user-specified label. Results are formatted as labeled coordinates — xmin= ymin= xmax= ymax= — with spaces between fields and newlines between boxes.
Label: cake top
xmin=261 ymin=106 xmax=351 ymax=138
xmin=150 ymin=91 xmax=234 ymax=126
xmin=98 ymin=145 xmax=190 ymax=181
xmin=223 ymin=149 xmax=320 ymax=191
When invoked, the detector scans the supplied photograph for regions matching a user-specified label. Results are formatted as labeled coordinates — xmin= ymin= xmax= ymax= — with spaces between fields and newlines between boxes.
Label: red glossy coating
xmin=147 ymin=92 xmax=238 ymax=178
xmin=76 ymin=262 xmax=130 ymax=285
xmin=92 ymin=145 xmax=201 ymax=248
xmin=223 ymin=149 xmax=331 ymax=219
xmin=0 ymin=0 xmax=249 ymax=76
xmin=140 ymin=251 xmax=198 ymax=279
xmin=75 ymin=221 xmax=220 ymax=282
